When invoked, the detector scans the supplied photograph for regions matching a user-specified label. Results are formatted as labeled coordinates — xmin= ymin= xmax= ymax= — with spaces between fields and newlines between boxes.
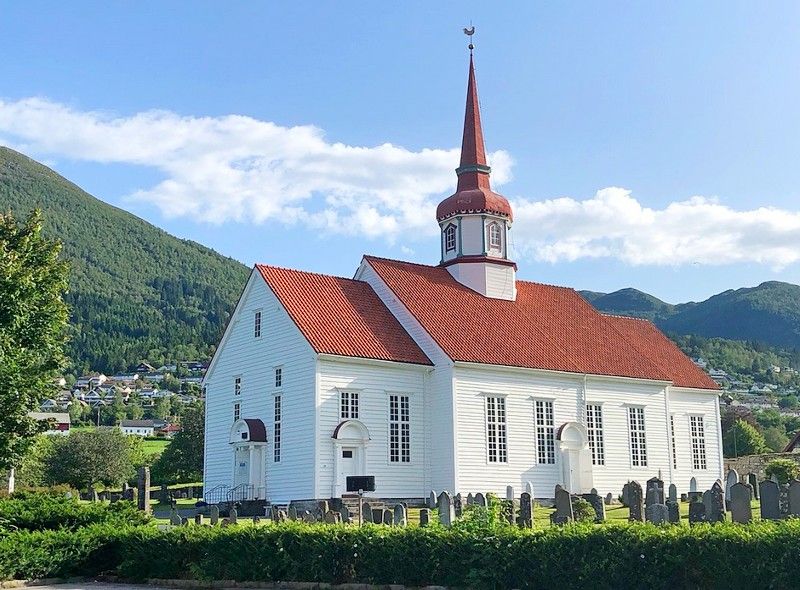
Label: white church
xmin=202 ymin=53 xmax=723 ymax=505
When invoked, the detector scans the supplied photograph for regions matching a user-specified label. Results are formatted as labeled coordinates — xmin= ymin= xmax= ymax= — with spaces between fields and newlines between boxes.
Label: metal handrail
xmin=204 ymin=484 xmax=230 ymax=504
xmin=227 ymin=483 xmax=254 ymax=502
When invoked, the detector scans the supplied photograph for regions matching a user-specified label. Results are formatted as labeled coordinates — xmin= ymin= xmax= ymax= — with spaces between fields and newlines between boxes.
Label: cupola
xmin=437 ymin=49 xmax=516 ymax=301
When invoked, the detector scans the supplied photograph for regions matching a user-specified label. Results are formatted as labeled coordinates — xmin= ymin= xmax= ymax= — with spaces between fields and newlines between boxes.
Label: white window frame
xmin=340 ymin=390 xmax=359 ymax=420
xmin=488 ymin=221 xmax=502 ymax=249
xmin=689 ymin=414 xmax=707 ymax=470
xmin=485 ymin=395 xmax=508 ymax=464
xmin=233 ymin=402 xmax=240 ymax=422
xmin=274 ymin=366 xmax=282 ymax=389
xmin=444 ymin=224 xmax=457 ymax=252
xmin=627 ymin=406 xmax=648 ymax=468
xmin=389 ymin=394 xmax=410 ymax=463
xmin=273 ymin=395 xmax=282 ymax=462
xmin=254 ymin=310 xmax=262 ymax=338
xmin=234 ymin=376 xmax=241 ymax=396
xmin=534 ymin=399 xmax=556 ymax=465
xmin=670 ymin=414 xmax=678 ymax=470
xmin=586 ymin=403 xmax=604 ymax=466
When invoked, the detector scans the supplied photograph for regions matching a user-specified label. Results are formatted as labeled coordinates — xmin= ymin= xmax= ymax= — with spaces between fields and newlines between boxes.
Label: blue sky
xmin=2 ymin=1 xmax=800 ymax=303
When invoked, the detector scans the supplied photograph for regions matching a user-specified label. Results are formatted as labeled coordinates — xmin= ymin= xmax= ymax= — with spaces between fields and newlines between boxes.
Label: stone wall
xmin=725 ymin=452 xmax=800 ymax=479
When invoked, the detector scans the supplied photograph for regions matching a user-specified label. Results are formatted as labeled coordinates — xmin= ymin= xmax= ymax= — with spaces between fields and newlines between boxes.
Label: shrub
xmin=571 ymin=497 xmax=596 ymax=523
xmin=765 ymin=458 xmax=800 ymax=484
xmin=5 ymin=521 xmax=800 ymax=588
xmin=0 ymin=493 xmax=149 ymax=532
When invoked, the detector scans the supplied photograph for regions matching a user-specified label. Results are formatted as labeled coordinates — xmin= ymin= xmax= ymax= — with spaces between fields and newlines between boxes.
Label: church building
xmin=202 ymin=53 xmax=722 ymax=505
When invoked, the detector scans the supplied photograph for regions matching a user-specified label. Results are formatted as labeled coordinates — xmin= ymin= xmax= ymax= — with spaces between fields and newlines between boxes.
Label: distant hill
xmin=0 ymin=146 xmax=250 ymax=373
xmin=581 ymin=281 xmax=800 ymax=350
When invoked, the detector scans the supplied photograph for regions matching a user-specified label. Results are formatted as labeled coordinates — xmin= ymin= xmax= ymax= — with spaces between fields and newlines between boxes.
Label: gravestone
xmin=689 ymin=477 xmax=697 ymax=492
xmin=680 ymin=493 xmax=688 ymax=503
xmin=371 ymin=508 xmax=383 ymax=524
xmin=454 ymin=493 xmax=463 ymax=518
xmin=474 ymin=492 xmax=486 ymax=508
xmin=382 ymin=508 xmax=393 ymax=526
xmin=725 ymin=469 xmax=739 ymax=503
xmin=210 ymin=505 xmax=220 ymax=525
xmin=194 ymin=514 xmax=203 ymax=525
xmin=688 ymin=500 xmax=706 ymax=525
xmin=645 ymin=503 xmax=669 ymax=524
xmin=506 ymin=485 xmax=514 ymax=501
xmin=318 ymin=500 xmax=330 ymax=516
xmin=646 ymin=477 xmax=664 ymax=506
xmin=229 ymin=507 xmax=238 ymax=525
xmin=552 ymin=487 xmax=573 ymax=524
xmin=519 ymin=492 xmax=533 ymax=528
xmin=252 ymin=515 xmax=261 ymax=525
xmin=438 ymin=491 xmax=455 ymax=526
xmin=703 ymin=483 xmax=726 ymax=523
xmin=729 ymin=482 xmax=753 ymax=524
xmin=788 ymin=479 xmax=800 ymax=517
xmin=180 ymin=517 xmax=189 ymax=526
xmin=288 ymin=504 xmax=298 ymax=521
xmin=667 ymin=501 xmax=680 ymax=524
xmin=605 ymin=492 xmax=613 ymax=506
xmin=419 ymin=508 xmax=430 ymax=527
xmin=525 ymin=481 xmax=534 ymax=497
xmin=747 ymin=473 xmax=759 ymax=500
xmin=169 ymin=509 xmax=181 ymax=525
xmin=161 ymin=484 xmax=170 ymax=504
xmin=221 ymin=518 xmax=230 ymax=528
xmin=339 ymin=505 xmax=351 ymax=524
xmin=668 ymin=484 xmax=677 ymax=504
xmin=393 ymin=504 xmax=407 ymax=526
xmin=360 ymin=501 xmax=370 ymax=525
xmin=302 ymin=511 xmax=316 ymax=523
xmin=621 ymin=483 xmax=631 ymax=507
xmin=324 ymin=510 xmax=339 ymax=524
xmin=137 ymin=467 xmax=151 ymax=513
xmin=628 ymin=481 xmax=644 ymax=522
xmin=466 ymin=493 xmax=474 ymax=506
xmin=429 ymin=490 xmax=437 ymax=508
xmin=582 ymin=491 xmax=605 ymax=523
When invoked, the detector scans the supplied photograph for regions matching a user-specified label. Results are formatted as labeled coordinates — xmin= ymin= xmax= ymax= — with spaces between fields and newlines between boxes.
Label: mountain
xmin=0 ymin=147 xmax=250 ymax=374
xmin=581 ymin=281 xmax=800 ymax=350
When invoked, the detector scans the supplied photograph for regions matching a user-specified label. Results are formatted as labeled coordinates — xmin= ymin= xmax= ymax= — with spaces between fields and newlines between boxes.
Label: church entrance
xmin=557 ymin=422 xmax=594 ymax=493
xmin=229 ymin=418 xmax=268 ymax=500
xmin=331 ymin=420 xmax=370 ymax=497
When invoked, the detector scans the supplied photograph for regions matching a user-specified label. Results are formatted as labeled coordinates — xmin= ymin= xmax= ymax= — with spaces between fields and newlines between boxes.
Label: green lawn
xmin=142 ymin=438 xmax=170 ymax=458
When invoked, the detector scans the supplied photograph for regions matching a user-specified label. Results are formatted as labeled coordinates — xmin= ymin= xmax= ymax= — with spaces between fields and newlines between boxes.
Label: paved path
xmin=27 ymin=584 xmax=172 ymax=590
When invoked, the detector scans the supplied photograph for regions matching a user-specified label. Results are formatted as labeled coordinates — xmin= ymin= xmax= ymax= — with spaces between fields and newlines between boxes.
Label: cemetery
xmin=3 ymin=467 xmax=800 ymax=588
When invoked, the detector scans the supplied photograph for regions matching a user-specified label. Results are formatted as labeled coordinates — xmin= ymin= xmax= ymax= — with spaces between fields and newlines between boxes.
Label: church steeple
xmin=436 ymin=44 xmax=516 ymax=301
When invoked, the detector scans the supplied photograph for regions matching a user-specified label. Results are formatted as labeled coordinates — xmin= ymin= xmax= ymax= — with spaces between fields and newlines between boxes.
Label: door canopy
xmin=230 ymin=418 xmax=268 ymax=444
xmin=331 ymin=419 xmax=370 ymax=443
xmin=557 ymin=421 xmax=588 ymax=451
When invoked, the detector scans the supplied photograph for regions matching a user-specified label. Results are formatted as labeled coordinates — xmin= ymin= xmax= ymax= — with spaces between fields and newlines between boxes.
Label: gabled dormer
xmin=436 ymin=53 xmax=516 ymax=301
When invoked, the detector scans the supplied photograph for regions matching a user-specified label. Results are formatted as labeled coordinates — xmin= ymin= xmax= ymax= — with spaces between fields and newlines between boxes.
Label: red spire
xmin=436 ymin=53 xmax=512 ymax=222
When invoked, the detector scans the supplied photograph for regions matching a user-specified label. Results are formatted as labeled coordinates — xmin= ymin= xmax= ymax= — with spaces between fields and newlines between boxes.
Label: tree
xmin=763 ymin=426 xmax=789 ymax=453
xmin=765 ymin=458 xmax=800 ymax=484
xmin=151 ymin=403 xmax=204 ymax=483
xmin=44 ymin=429 xmax=135 ymax=490
xmin=723 ymin=419 xmax=769 ymax=457
xmin=779 ymin=395 xmax=799 ymax=410
xmin=153 ymin=396 xmax=171 ymax=420
xmin=0 ymin=209 xmax=69 ymax=471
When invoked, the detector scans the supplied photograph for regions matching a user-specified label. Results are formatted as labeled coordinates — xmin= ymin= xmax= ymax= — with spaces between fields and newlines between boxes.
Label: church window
xmin=274 ymin=367 xmax=282 ymax=388
xmin=488 ymin=222 xmax=502 ymax=249
xmin=389 ymin=394 xmax=410 ymax=463
xmin=234 ymin=376 xmax=241 ymax=396
xmin=340 ymin=391 xmax=359 ymax=419
xmin=628 ymin=407 xmax=647 ymax=467
xmin=444 ymin=224 xmax=457 ymax=252
xmin=670 ymin=414 xmax=678 ymax=470
xmin=274 ymin=395 xmax=282 ymax=462
xmin=233 ymin=402 xmax=240 ymax=422
xmin=254 ymin=310 xmax=262 ymax=338
xmin=586 ymin=403 xmax=604 ymax=466
xmin=535 ymin=400 xmax=556 ymax=464
xmin=486 ymin=396 xmax=508 ymax=463
xmin=690 ymin=415 xmax=707 ymax=470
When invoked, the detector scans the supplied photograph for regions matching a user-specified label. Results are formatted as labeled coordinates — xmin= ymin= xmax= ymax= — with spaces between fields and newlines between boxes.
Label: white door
xmin=234 ymin=446 xmax=249 ymax=488
xmin=338 ymin=447 xmax=358 ymax=493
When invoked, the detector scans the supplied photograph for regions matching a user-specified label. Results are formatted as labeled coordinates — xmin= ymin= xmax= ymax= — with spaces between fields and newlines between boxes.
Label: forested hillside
xmin=0 ymin=147 xmax=249 ymax=373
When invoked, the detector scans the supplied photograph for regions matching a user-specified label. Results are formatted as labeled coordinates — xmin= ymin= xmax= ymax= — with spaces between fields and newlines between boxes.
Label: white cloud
xmin=512 ymin=187 xmax=800 ymax=268
xmin=1 ymin=98 xmax=799 ymax=268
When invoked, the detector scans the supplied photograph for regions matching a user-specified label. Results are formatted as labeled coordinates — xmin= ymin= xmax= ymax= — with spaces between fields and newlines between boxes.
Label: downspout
xmin=664 ymin=385 xmax=674 ymax=486
xmin=714 ymin=391 xmax=724 ymax=482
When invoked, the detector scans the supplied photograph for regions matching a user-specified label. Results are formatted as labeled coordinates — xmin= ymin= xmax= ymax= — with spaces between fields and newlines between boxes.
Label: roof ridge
xmin=256 ymin=262 xmax=364 ymax=284
xmin=599 ymin=312 xmax=652 ymax=322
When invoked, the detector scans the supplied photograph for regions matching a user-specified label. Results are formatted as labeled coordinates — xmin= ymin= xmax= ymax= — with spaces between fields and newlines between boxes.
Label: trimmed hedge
xmin=3 ymin=520 xmax=800 ymax=588
xmin=0 ymin=493 xmax=149 ymax=532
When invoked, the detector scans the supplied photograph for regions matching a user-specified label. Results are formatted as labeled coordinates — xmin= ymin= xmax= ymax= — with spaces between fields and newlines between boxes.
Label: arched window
xmin=488 ymin=222 xmax=502 ymax=249
xmin=444 ymin=224 xmax=457 ymax=252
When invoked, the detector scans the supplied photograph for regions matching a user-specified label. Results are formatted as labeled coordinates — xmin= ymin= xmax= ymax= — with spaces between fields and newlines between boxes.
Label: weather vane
xmin=463 ymin=24 xmax=475 ymax=53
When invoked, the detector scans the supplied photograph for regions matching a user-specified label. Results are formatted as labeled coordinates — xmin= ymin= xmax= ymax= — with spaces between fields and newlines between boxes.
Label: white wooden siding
xmin=357 ymin=260 xmax=456 ymax=494
xmin=316 ymin=357 xmax=427 ymax=498
xmin=203 ymin=270 xmax=317 ymax=502
xmin=668 ymin=387 xmax=724 ymax=492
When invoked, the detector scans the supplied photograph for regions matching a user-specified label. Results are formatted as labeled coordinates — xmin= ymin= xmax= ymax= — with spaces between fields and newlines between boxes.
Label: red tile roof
xmin=256 ymin=264 xmax=432 ymax=366
xmin=364 ymin=256 xmax=718 ymax=389
xmin=604 ymin=315 xmax=719 ymax=390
